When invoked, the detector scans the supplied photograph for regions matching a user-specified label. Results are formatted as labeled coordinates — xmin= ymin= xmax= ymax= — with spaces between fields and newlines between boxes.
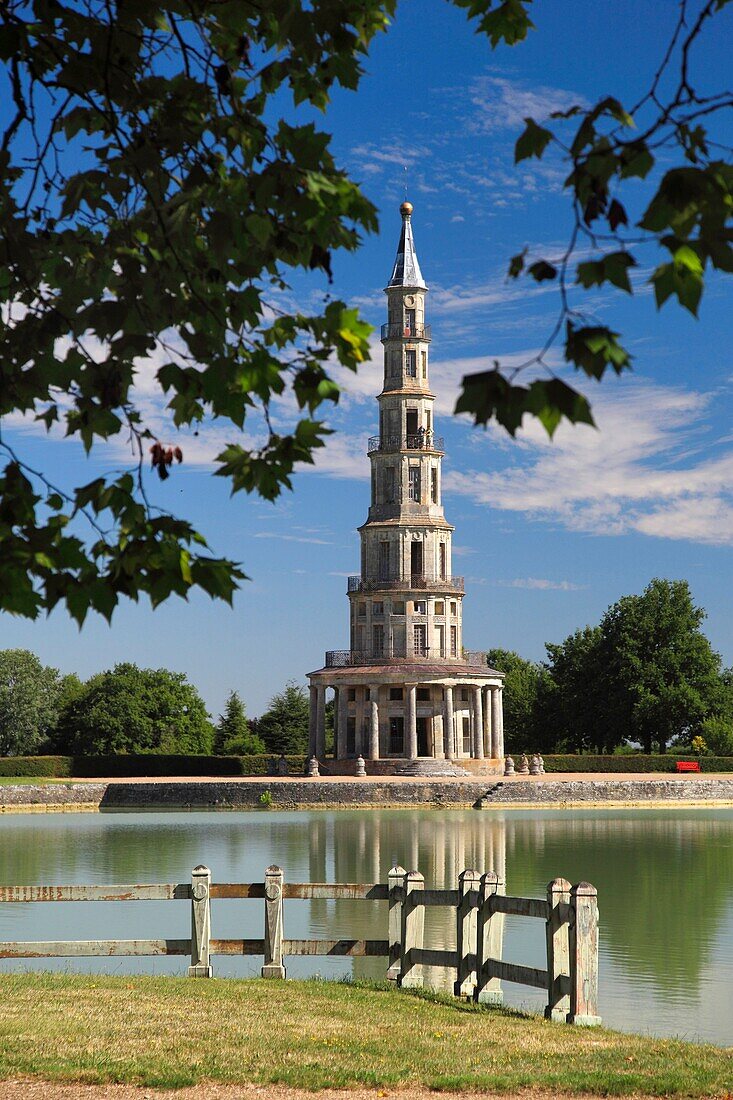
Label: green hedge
xmin=541 ymin=754 xmax=733 ymax=773
xmin=0 ymin=756 xmax=72 ymax=777
xmin=0 ymin=755 xmax=307 ymax=778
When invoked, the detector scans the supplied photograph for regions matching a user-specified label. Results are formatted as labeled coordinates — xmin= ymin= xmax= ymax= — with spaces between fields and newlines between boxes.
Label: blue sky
xmin=2 ymin=0 xmax=733 ymax=717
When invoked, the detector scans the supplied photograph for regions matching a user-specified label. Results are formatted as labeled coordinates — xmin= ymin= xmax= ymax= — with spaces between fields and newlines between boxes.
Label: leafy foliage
xmin=541 ymin=626 xmax=610 ymax=753
xmin=542 ymin=579 xmax=724 ymax=754
xmin=457 ymin=0 xmax=733 ymax=437
xmin=0 ymin=2 xmax=731 ymax=615
xmin=257 ymin=680 xmax=310 ymax=755
xmin=698 ymin=715 xmax=733 ymax=755
xmin=215 ymin=690 xmax=265 ymax=755
xmin=0 ymin=0 xmax=386 ymax=620
xmin=56 ymin=662 xmax=213 ymax=754
xmin=0 ymin=649 xmax=61 ymax=755
xmin=484 ymin=647 xmax=547 ymax=752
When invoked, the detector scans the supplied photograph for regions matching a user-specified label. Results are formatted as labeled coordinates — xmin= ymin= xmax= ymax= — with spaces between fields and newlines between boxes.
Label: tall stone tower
xmin=308 ymin=203 xmax=504 ymax=774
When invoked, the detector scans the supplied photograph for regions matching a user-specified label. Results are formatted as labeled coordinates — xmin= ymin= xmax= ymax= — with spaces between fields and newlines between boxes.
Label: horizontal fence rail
xmin=0 ymin=863 xmax=600 ymax=1026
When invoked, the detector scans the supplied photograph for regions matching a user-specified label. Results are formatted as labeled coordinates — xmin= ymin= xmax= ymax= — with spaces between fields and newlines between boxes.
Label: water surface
xmin=1 ymin=807 xmax=732 ymax=1046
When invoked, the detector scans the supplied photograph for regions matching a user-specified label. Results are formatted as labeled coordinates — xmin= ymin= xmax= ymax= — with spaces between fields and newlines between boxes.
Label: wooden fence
xmin=0 ymin=863 xmax=600 ymax=1025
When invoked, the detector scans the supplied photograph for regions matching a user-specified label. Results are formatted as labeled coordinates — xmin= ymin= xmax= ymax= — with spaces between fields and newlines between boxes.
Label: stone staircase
xmin=392 ymin=759 xmax=473 ymax=778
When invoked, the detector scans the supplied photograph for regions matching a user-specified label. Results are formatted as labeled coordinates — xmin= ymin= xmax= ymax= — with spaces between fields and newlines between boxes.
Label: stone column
xmin=491 ymin=687 xmax=502 ymax=759
xmin=497 ymin=687 xmax=505 ymax=759
xmin=433 ymin=713 xmax=444 ymax=760
xmin=443 ymin=685 xmax=454 ymax=761
xmin=337 ymin=686 xmax=348 ymax=760
xmin=368 ymin=685 xmax=380 ymax=760
xmin=315 ymin=685 xmax=326 ymax=758
xmin=406 ymin=684 xmax=417 ymax=759
xmin=472 ymin=686 xmax=484 ymax=760
xmin=308 ymin=685 xmax=318 ymax=757
xmin=483 ymin=687 xmax=492 ymax=757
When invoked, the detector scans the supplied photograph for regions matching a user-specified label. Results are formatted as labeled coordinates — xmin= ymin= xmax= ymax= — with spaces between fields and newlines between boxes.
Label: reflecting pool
xmin=1 ymin=807 xmax=732 ymax=1045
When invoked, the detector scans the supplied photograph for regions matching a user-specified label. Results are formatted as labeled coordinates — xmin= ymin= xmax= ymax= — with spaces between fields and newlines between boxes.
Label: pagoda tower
xmin=308 ymin=202 xmax=504 ymax=773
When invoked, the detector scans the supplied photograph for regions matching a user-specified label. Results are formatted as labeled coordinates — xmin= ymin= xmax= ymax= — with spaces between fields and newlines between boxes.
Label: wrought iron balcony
xmin=381 ymin=322 xmax=431 ymax=342
xmin=325 ymin=651 xmax=370 ymax=667
xmin=347 ymin=574 xmax=465 ymax=593
xmin=367 ymin=434 xmax=444 ymax=454
xmin=324 ymin=648 xmax=470 ymax=667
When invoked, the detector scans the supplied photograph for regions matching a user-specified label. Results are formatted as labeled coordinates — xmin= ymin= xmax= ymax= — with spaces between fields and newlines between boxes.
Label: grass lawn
xmin=0 ymin=973 xmax=729 ymax=1095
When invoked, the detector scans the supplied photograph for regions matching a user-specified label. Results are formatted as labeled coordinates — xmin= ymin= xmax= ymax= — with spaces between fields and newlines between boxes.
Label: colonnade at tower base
xmin=308 ymin=659 xmax=504 ymax=776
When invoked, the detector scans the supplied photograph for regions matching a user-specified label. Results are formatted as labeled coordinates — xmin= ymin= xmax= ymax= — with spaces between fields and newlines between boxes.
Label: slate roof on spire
xmin=387 ymin=201 xmax=427 ymax=289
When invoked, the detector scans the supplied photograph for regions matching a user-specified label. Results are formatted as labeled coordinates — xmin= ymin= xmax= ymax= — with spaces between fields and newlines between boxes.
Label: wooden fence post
xmin=567 ymin=881 xmax=601 ymax=1026
xmin=475 ymin=870 xmax=504 ymax=1005
xmin=387 ymin=865 xmax=406 ymax=981
xmin=455 ymin=868 xmax=481 ymax=999
xmin=262 ymin=865 xmax=286 ymax=979
xmin=398 ymin=869 xmax=424 ymax=989
xmin=545 ymin=877 xmax=571 ymax=1021
xmin=188 ymin=864 xmax=212 ymax=978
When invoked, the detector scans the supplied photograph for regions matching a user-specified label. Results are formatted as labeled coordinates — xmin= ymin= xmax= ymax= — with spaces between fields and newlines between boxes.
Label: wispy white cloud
xmin=445 ymin=378 xmax=733 ymax=546
xmin=253 ymin=532 xmax=332 ymax=546
xmin=468 ymin=74 xmax=586 ymax=134
xmin=495 ymin=577 xmax=587 ymax=591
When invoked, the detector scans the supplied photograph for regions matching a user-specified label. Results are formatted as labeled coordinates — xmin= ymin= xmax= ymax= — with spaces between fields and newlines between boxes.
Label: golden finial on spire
xmin=400 ymin=200 xmax=413 ymax=216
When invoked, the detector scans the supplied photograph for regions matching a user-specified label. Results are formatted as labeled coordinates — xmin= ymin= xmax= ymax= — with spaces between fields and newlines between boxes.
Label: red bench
xmin=676 ymin=761 xmax=701 ymax=773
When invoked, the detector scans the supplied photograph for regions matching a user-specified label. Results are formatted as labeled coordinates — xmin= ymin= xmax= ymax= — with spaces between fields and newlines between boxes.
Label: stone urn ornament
xmin=518 ymin=753 xmax=530 ymax=775
xmin=355 ymin=755 xmax=367 ymax=778
xmin=503 ymin=756 xmax=515 ymax=776
xmin=307 ymin=756 xmax=320 ymax=777
xmin=529 ymin=754 xmax=541 ymax=776
xmin=538 ymin=755 xmax=545 ymax=774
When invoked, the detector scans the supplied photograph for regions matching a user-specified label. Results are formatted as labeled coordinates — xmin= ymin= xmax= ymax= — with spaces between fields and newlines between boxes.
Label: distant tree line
xmin=488 ymin=579 xmax=733 ymax=756
xmin=2 ymin=577 xmax=731 ymax=759
xmin=0 ymin=655 xmax=310 ymax=758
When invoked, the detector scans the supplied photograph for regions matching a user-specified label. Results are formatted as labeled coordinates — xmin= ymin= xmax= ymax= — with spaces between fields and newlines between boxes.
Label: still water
xmin=1 ymin=807 xmax=732 ymax=1046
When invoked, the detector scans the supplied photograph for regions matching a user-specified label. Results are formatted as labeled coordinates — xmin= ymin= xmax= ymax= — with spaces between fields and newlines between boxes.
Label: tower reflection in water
xmin=306 ymin=811 xmax=507 ymax=993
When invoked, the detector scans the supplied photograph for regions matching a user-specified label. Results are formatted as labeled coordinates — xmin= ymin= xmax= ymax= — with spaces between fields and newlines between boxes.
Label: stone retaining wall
xmin=478 ymin=778 xmax=733 ymax=805
xmin=0 ymin=784 xmax=108 ymax=810
xmin=2 ymin=776 xmax=733 ymax=812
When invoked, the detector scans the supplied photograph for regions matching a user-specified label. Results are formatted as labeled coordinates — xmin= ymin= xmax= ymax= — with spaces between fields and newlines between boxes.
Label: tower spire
xmin=388 ymin=201 xmax=427 ymax=290
xmin=307 ymin=200 xmax=506 ymax=773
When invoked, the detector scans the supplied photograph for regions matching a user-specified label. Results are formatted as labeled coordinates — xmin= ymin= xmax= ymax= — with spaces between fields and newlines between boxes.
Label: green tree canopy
xmin=0 ymin=648 xmax=61 ymax=755
xmin=601 ymin=578 xmax=722 ymax=753
xmin=57 ymin=662 xmax=213 ymax=754
xmin=484 ymin=648 xmax=547 ymax=754
xmin=257 ymin=681 xmax=310 ymax=756
xmin=0 ymin=2 xmax=730 ymax=618
xmin=542 ymin=626 xmax=609 ymax=754
xmin=542 ymin=578 xmax=723 ymax=754
xmin=215 ymin=690 xmax=265 ymax=755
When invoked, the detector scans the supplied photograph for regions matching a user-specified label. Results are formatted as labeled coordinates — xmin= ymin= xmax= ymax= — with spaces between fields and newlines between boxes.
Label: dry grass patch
xmin=0 ymin=974 xmax=730 ymax=1095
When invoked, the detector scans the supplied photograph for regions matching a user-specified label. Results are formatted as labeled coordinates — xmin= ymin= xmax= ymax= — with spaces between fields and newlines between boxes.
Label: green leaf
xmin=565 ymin=323 xmax=632 ymax=379
xmin=619 ymin=144 xmax=654 ymax=180
xmin=508 ymin=249 xmax=527 ymax=278
xmin=454 ymin=368 xmax=596 ymax=438
xmin=650 ymin=248 xmax=704 ymax=316
xmin=576 ymin=251 xmax=636 ymax=294
xmin=525 ymin=378 xmax=596 ymax=437
xmin=515 ymin=118 xmax=553 ymax=163
xmin=527 ymin=260 xmax=557 ymax=282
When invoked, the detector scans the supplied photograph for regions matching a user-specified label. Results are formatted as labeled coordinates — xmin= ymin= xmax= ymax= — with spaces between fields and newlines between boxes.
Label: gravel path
xmin=0 ymin=1083 xmax=682 ymax=1100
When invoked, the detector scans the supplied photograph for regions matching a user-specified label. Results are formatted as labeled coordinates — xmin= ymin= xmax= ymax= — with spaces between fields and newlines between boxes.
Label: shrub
xmin=0 ymin=756 xmax=72 ymax=777
xmin=699 ymin=716 xmax=733 ymax=756
xmin=0 ymin=755 xmax=307 ymax=778
xmin=541 ymin=754 xmax=733 ymax=772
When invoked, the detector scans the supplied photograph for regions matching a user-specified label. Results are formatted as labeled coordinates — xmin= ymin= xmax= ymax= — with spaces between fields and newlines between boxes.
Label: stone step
xmin=393 ymin=759 xmax=472 ymax=778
